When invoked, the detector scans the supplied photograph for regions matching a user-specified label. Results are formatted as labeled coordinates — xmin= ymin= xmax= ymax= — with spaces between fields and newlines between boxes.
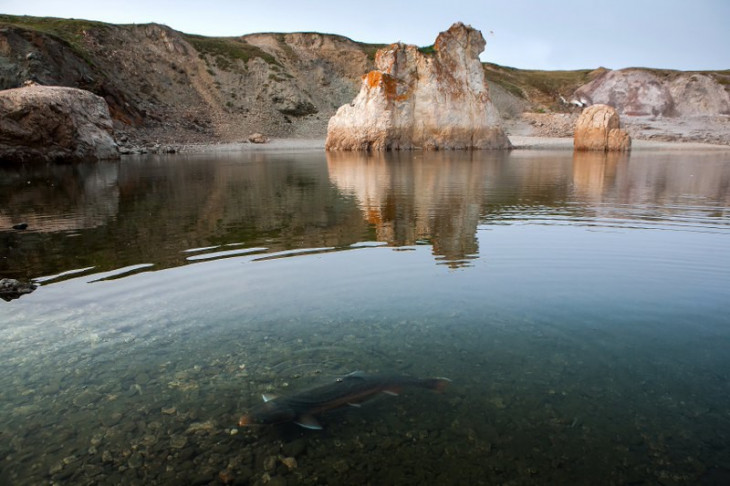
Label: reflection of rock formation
xmin=572 ymin=150 xmax=730 ymax=223
xmin=571 ymin=151 xmax=624 ymax=200
xmin=0 ymin=162 xmax=120 ymax=232
xmin=327 ymin=152 xmax=494 ymax=267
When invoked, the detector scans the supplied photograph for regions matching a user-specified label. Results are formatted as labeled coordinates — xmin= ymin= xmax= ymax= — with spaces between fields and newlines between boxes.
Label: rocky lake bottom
xmin=1 ymin=148 xmax=730 ymax=485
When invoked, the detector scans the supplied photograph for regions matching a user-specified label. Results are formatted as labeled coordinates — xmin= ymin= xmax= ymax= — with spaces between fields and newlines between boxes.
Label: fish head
xmin=238 ymin=400 xmax=296 ymax=426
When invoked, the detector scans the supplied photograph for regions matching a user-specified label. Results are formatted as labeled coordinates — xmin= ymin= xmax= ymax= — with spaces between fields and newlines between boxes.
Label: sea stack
xmin=325 ymin=22 xmax=511 ymax=151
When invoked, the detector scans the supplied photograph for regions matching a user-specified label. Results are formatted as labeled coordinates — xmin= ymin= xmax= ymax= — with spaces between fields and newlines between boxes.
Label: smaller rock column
xmin=573 ymin=104 xmax=631 ymax=152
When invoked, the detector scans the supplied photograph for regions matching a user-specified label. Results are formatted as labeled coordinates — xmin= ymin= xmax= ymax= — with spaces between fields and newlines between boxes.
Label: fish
xmin=238 ymin=371 xmax=451 ymax=430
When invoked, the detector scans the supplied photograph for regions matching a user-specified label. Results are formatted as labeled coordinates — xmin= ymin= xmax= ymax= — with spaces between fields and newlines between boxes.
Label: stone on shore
xmin=325 ymin=22 xmax=511 ymax=151
xmin=574 ymin=104 xmax=631 ymax=152
xmin=247 ymin=133 xmax=270 ymax=144
xmin=0 ymin=278 xmax=37 ymax=301
xmin=0 ymin=85 xmax=119 ymax=163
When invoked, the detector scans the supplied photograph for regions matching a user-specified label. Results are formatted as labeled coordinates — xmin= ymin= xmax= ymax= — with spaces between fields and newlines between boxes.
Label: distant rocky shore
xmin=0 ymin=13 xmax=728 ymax=161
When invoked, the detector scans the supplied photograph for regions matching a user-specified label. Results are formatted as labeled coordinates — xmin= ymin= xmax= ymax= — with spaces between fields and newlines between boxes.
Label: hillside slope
xmin=1 ymin=15 xmax=728 ymax=146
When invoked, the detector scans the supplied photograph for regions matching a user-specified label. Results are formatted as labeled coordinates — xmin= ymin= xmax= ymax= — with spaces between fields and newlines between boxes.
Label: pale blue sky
xmin=2 ymin=0 xmax=728 ymax=70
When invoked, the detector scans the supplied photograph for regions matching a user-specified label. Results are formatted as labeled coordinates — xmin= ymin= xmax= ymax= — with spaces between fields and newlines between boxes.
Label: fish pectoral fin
xmin=261 ymin=393 xmax=278 ymax=402
xmin=294 ymin=414 xmax=323 ymax=430
xmin=347 ymin=402 xmax=362 ymax=408
xmin=342 ymin=371 xmax=367 ymax=382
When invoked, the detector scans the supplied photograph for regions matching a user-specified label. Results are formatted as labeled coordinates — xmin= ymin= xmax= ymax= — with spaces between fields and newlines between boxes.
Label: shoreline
xmin=159 ymin=136 xmax=730 ymax=155
xmin=509 ymin=136 xmax=730 ymax=151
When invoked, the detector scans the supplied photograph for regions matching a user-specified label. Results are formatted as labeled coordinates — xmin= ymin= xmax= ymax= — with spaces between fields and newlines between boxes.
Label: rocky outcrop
xmin=0 ymin=278 xmax=37 ymax=301
xmin=574 ymin=104 xmax=631 ymax=151
xmin=573 ymin=69 xmax=730 ymax=117
xmin=325 ymin=23 xmax=511 ymax=151
xmin=0 ymin=85 xmax=119 ymax=162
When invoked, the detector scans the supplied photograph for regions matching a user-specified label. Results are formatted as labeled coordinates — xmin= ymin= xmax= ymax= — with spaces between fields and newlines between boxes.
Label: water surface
xmin=1 ymin=149 xmax=730 ymax=485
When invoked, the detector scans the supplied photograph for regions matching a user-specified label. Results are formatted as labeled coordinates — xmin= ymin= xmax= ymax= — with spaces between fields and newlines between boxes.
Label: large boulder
xmin=325 ymin=22 xmax=511 ymax=151
xmin=0 ymin=85 xmax=119 ymax=163
xmin=574 ymin=104 xmax=631 ymax=152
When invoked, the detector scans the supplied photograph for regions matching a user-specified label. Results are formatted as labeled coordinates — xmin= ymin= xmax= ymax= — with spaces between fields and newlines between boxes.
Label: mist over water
xmin=2 ymin=149 xmax=729 ymax=485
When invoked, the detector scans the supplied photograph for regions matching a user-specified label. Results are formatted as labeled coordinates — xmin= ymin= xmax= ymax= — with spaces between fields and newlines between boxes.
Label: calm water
xmin=1 ymin=149 xmax=730 ymax=485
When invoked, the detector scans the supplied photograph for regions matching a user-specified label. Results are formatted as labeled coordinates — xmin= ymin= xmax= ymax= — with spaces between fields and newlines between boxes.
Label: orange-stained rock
xmin=325 ymin=23 xmax=511 ymax=151
xmin=574 ymin=104 xmax=631 ymax=152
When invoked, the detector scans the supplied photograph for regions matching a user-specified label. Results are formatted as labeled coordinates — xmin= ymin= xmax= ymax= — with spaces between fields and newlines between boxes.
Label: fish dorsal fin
xmin=261 ymin=393 xmax=278 ymax=402
xmin=294 ymin=414 xmax=323 ymax=430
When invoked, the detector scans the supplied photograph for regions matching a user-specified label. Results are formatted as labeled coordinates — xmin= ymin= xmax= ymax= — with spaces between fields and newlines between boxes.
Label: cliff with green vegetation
xmin=1 ymin=14 xmax=728 ymax=146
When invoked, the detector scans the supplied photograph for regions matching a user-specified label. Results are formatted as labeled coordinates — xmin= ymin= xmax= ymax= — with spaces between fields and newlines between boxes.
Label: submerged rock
xmin=325 ymin=22 xmax=511 ymax=151
xmin=0 ymin=85 xmax=119 ymax=163
xmin=574 ymin=104 xmax=631 ymax=152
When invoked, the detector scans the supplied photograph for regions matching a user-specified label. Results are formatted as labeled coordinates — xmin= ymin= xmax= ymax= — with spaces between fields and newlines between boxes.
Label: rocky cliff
xmin=0 ymin=15 xmax=376 ymax=147
xmin=1 ymin=15 xmax=728 ymax=147
xmin=573 ymin=68 xmax=730 ymax=117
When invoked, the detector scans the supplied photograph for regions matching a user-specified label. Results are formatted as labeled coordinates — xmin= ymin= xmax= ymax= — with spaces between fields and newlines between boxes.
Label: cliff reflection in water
xmin=2 ymin=149 xmax=729 ymax=280
xmin=329 ymin=149 xmax=730 ymax=266
xmin=571 ymin=150 xmax=730 ymax=227
xmin=327 ymin=151 xmax=505 ymax=267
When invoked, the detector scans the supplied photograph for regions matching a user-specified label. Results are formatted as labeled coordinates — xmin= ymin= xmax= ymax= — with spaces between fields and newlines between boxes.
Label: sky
xmin=2 ymin=0 xmax=729 ymax=71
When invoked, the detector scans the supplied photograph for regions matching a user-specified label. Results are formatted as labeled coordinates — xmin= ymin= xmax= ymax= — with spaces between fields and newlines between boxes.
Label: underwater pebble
xmin=185 ymin=420 xmax=216 ymax=434
xmin=72 ymin=390 xmax=99 ymax=407
xmin=218 ymin=469 xmax=235 ymax=484
xmin=280 ymin=456 xmax=297 ymax=470
xmin=282 ymin=438 xmax=306 ymax=457
xmin=268 ymin=476 xmax=288 ymax=486
xmin=170 ymin=435 xmax=187 ymax=449
xmin=263 ymin=455 xmax=278 ymax=472
xmin=135 ymin=372 xmax=150 ymax=385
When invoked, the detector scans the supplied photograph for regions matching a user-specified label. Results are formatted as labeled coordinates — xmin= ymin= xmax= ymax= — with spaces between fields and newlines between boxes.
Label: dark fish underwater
xmin=238 ymin=371 xmax=451 ymax=430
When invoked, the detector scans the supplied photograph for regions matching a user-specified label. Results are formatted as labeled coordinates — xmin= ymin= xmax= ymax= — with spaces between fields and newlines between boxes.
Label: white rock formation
xmin=325 ymin=22 xmax=511 ymax=151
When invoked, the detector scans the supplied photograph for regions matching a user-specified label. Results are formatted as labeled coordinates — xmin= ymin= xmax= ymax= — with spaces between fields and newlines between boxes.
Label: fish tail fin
xmin=422 ymin=377 xmax=452 ymax=393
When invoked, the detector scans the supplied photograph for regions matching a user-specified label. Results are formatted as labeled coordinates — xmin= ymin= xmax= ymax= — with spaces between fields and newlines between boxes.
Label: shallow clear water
xmin=1 ymin=149 xmax=730 ymax=485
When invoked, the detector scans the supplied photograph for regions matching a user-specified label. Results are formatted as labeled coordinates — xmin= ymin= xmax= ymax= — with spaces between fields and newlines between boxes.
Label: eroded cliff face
xmin=0 ymin=17 xmax=374 ymax=145
xmin=325 ymin=23 xmax=511 ymax=151
xmin=573 ymin=69 xmax=730 ymax=117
